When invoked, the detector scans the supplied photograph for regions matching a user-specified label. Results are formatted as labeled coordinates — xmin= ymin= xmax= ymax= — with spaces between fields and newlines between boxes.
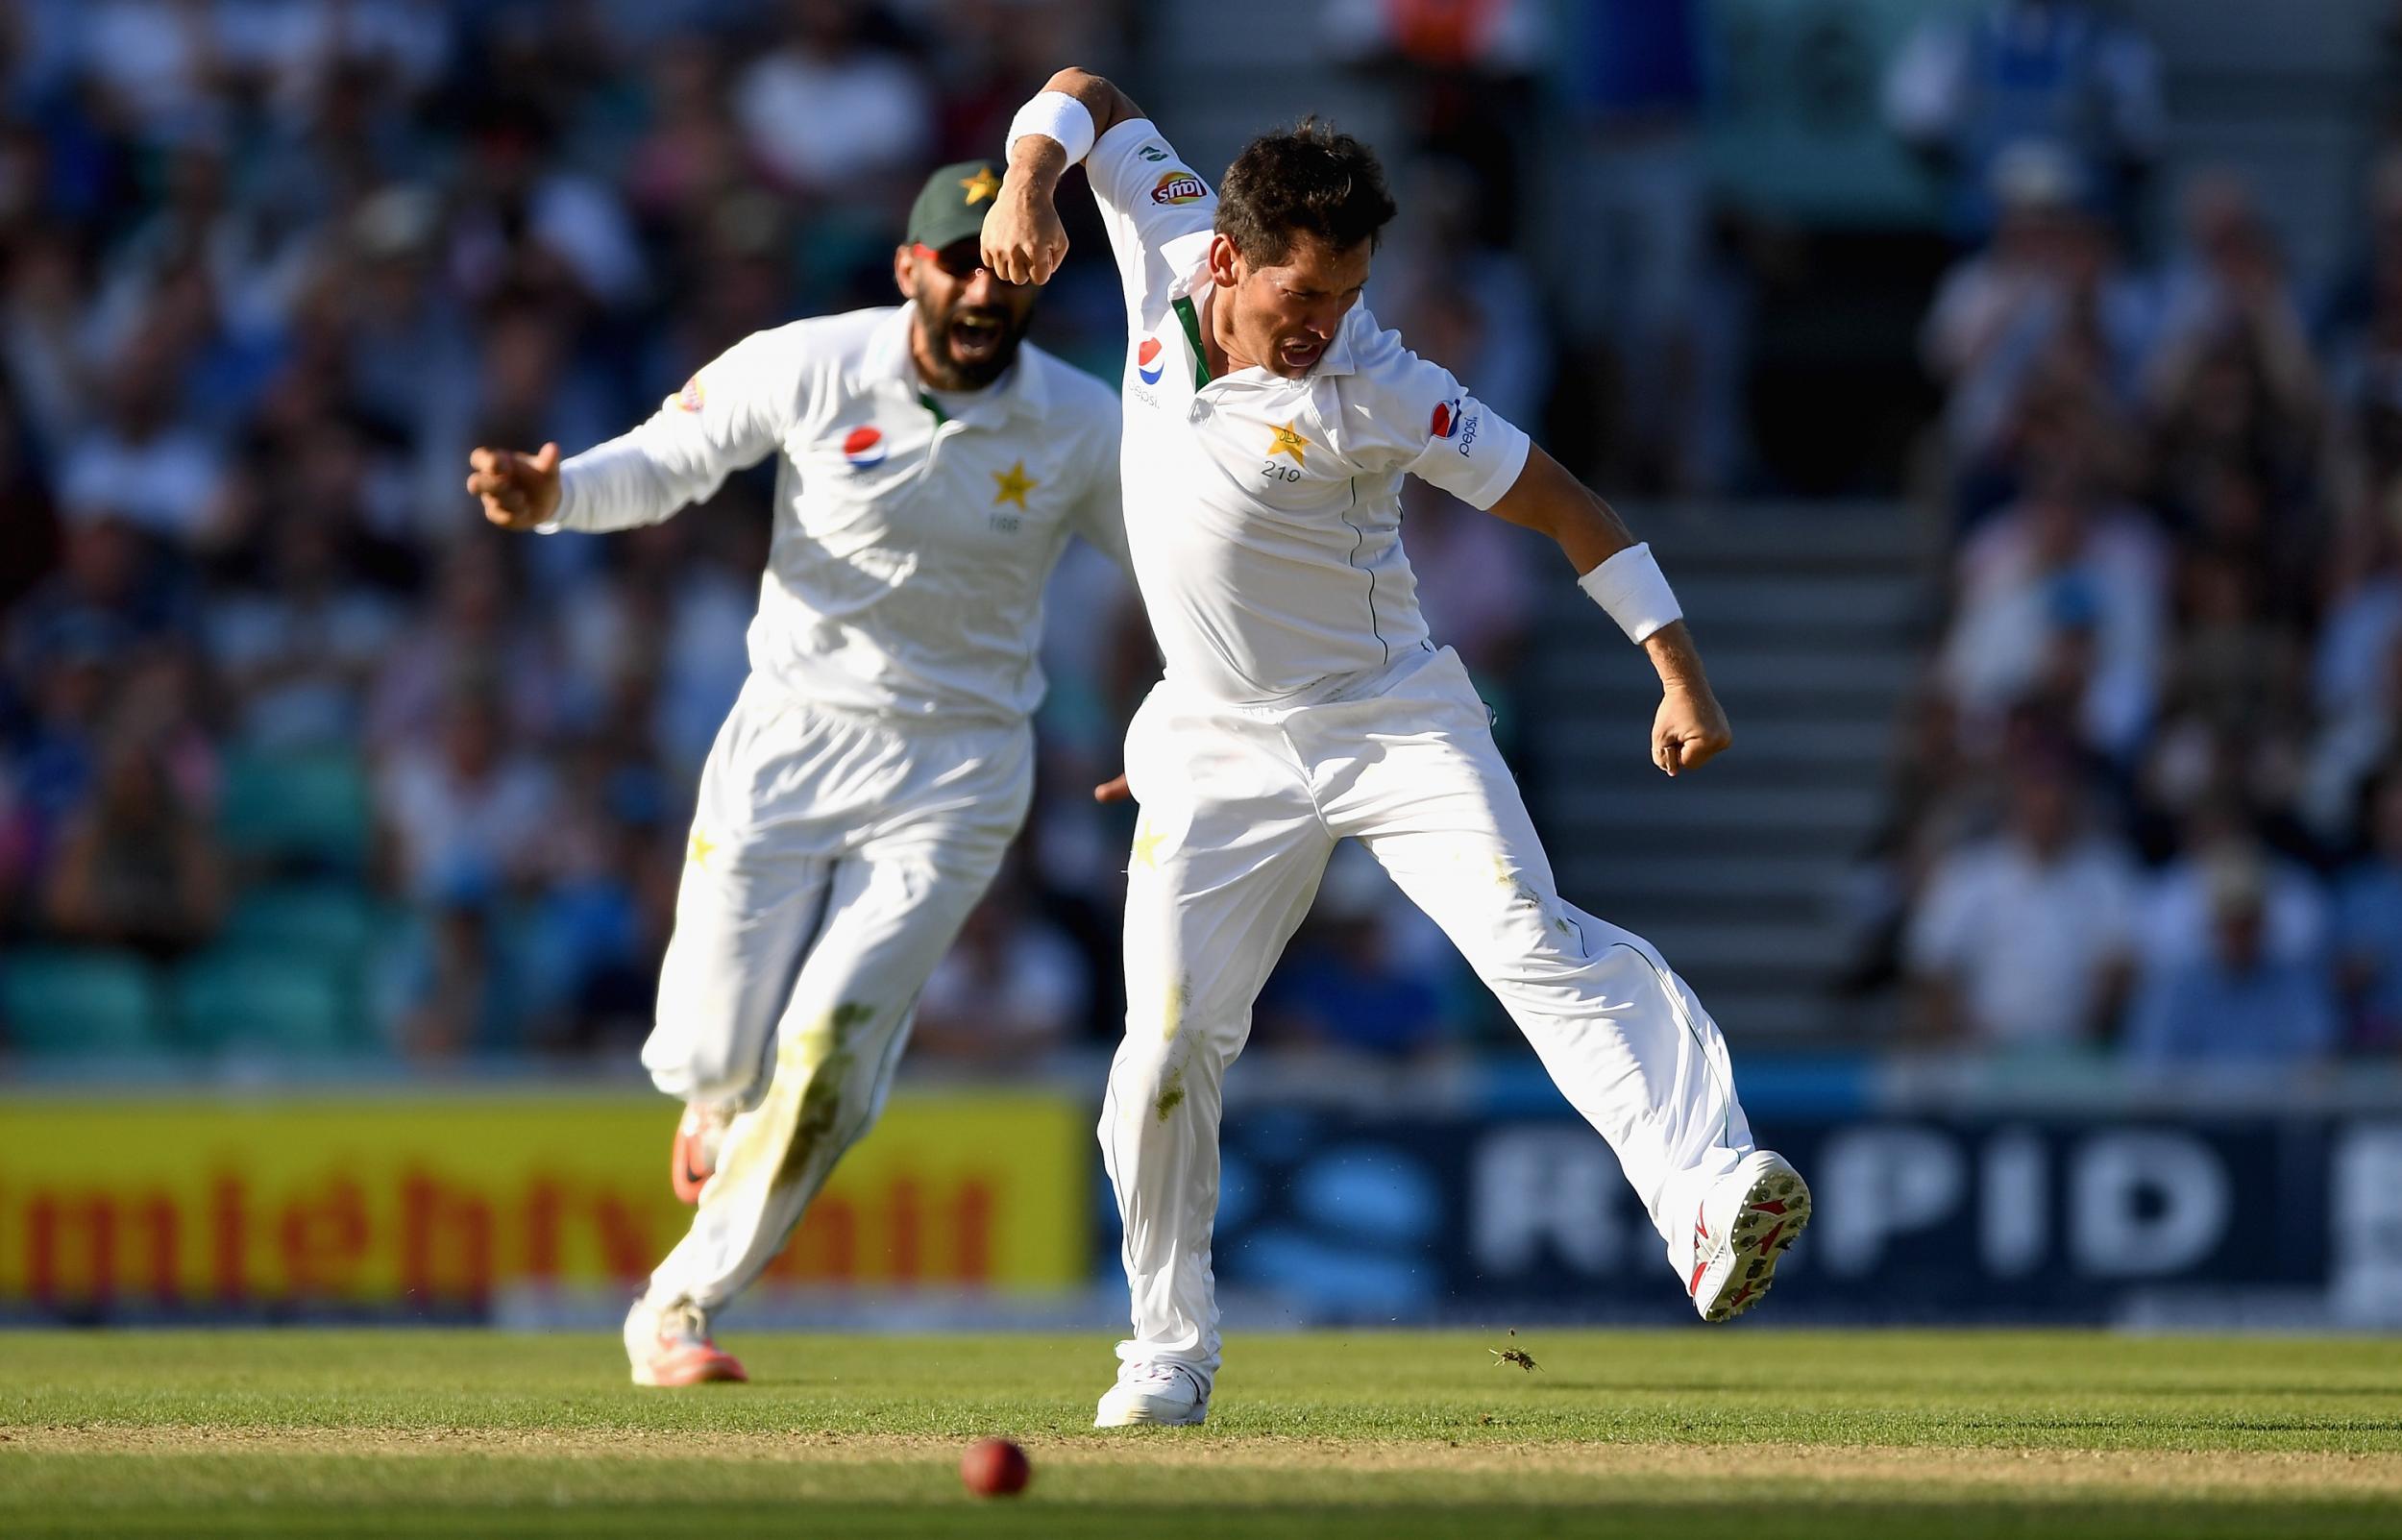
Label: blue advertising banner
xmin=1145 ymin=1081 xmax=2402 ymax=1328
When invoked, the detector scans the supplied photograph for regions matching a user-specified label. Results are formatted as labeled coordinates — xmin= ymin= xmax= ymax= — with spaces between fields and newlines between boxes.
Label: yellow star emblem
xmin=960 ymin=165 xmax=1002 ymax=206
xmin=992 ymin=459 xmax=1037 ymax=509
xmin=1267 ymin=422 xmax=1311 ymax=465
xmin=687 ymin=829 xmax=717 ymax=869
xmin=1130 ymin=819 xmax=1167 ymax=869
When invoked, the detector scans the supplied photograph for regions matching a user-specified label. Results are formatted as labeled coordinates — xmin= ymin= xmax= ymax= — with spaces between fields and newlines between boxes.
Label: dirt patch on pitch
xmin=12 ymin=1425 xmax=2402 ymax=1497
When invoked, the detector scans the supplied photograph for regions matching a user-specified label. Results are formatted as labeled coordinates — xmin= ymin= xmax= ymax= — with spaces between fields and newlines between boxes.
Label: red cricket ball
xmin=959 ymin=1436 xmax=1031 ymax=1498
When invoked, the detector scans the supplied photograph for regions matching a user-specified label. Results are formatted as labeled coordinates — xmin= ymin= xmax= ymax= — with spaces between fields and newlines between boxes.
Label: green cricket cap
xmin=908 ymin=160 xmax=1007 ymax=252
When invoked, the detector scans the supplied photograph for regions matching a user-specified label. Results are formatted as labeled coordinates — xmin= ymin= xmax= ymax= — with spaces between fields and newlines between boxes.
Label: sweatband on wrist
xmin=1007 ymin=91 xmax=1096 ymax=167
xmin=1578 ymin=542 xmax=1682 ymax=644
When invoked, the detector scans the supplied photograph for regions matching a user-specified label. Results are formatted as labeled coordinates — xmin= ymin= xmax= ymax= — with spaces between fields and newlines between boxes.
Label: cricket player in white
xmin=467 ymin=162 xmax=1128 ymax=1387
xmin=986 ymin=72 xmax=1813 ymax=1427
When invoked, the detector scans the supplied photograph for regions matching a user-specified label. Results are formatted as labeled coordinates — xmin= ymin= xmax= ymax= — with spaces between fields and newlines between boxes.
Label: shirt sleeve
xmin=1083 ymin=117 xmax=1218 ymax=321
xmin=1066 ymin=393 xmax=1132 ymax=576
xmin=547 ymin=327 xmax=802 ymax=533
xmin=1335 ymin=320 xmax=1532 ymax=510
xmin=1903 ymin=852 xmax=1981 ymax=976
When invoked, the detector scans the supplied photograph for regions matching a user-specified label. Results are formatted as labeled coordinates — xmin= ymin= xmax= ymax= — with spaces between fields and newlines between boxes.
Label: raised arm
xmin=1488 ymin=447 xmax=1733 ymax=778
xmin=983 ymin=69 xmax=1143 ymax=287
xmin=986 ymin=67 xmax=1223 ymax=324
xmin=1037 ymin=67 xmax=1144 ymax=141
xmin=468 ymin=328 xmax=797 ymax=536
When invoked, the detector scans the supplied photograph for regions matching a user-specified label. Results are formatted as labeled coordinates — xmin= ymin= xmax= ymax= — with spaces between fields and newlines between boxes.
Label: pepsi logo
xmin=841 ymin=425 xmax=886 ymax=470
xmin=1430 ymin=398 xmax=1460 ymax=439
xmin=1150 ymin=169 xmax=1208 ymax=206
xmin=1138 ymin=337 xmax=1164 ymax=386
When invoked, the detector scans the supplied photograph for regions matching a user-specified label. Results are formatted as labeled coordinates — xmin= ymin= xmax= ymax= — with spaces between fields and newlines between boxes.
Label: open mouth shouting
xmin=949 ymin=308 xmax=1011 ymax=369
xmin=1276 ymin=333 xmax=1327 ymax=374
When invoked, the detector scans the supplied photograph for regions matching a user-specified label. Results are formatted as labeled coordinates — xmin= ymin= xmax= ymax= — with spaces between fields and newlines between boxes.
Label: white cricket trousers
xmin=640 ymin=675 xmax=1030 ymax=1309
xmin=1105 ymin=647 xmax=1756 ymax=1381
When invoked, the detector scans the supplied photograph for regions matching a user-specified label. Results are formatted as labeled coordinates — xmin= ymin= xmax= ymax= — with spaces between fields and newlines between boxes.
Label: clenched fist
xmin=465 ymin=442 xmax=562 ymax=530
xmin=981 ymin=179 xmax=1069 ymax=286
xmin=1653 ymin=680 xmax=1732 ymax=778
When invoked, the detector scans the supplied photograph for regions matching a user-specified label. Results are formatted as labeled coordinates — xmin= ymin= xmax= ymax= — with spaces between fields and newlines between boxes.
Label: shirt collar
xmin=866 ymin=305 xmax=1048 ymax=421
xmin=1313 ymin=310 xmax=1361 ymax=378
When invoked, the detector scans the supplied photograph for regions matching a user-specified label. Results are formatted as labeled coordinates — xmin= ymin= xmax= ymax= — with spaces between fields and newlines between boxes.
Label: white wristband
xmin=1006 ymin=91 xmax=1096 ymax=168
xmin=1578 ymin=542 xmax=1681 ymax=644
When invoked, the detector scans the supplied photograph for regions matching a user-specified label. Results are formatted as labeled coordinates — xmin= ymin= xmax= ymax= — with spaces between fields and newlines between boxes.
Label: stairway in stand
xmin=1522 ymin=503 xmax=1929 ymax=1041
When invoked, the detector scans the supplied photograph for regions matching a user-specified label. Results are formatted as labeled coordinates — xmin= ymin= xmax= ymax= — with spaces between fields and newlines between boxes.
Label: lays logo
xmin=1430 ymin=397 xmax=1461 ymax=439
xmin=675 ymin=377 xmax=706 ymax=413
xmin=1137 ymin=337 xmax=1164 ymax=386
xmin=1150 ymin=169 xmax=1208 ymax=206
xmin=841 ymin=425 xmax=887 ymax=471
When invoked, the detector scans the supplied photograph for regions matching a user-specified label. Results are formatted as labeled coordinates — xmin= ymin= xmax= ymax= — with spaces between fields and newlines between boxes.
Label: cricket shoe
xmin=625 ymin=1297 xmax=748 ymax=1387
xmin=1093 ymin=1360 xmax=1209 ymax=1427
xmin=670 ymin=1100 xmax=735 ymax=1204
xmin=1687 ymin=1150 xmax=1811 ymax=1323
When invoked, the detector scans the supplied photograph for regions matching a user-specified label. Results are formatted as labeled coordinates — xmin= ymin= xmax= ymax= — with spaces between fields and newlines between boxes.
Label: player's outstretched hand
xmin=1653 ymin=682 xmax=1732 ymax=778
xmin=982 ymin=183 xmax=1068 ymax=286
xmin=465 ymin=442 xmax=562 ymax=530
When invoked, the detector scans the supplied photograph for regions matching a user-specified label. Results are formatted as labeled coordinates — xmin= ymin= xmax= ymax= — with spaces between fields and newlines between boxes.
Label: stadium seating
xmin=170 ymin=950 xmax=355 ymax=1058
xmin=216 ymin=752 xmax=373 ymax=875
xmin=0 ymin=949 xmax=164 ymax=1056
xmin=224 ymin=883 xmax=384 ymax=971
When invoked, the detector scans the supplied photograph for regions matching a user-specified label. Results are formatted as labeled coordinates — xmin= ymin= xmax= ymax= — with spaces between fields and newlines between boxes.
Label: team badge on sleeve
xmin=675 ymin=377 xmax=706 ymax=412
xmin=1138 ymin=337 xmax=1164 ymax=385
xmin=841 ymin=426 xmax=887 ymax=470
xmin=1150 ymin=169 xmax=1208 ymax=206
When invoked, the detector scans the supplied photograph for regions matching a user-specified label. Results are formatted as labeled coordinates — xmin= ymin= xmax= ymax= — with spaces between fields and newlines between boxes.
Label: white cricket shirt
xmin=548 ymin=306 xmax=1126 ymax=723
xmin=1084 ymin=118 xmax=1532 ymax=705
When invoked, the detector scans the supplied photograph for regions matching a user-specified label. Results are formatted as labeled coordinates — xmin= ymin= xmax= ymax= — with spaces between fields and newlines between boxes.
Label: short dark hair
xmin=1215 ymin=117 xmax=1397 ymax=266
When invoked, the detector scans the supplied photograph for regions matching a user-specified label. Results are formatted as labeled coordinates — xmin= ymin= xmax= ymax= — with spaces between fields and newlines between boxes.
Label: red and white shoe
xmin=1686 ymin=1150 xmax=1810 ymax=1323
xmin=625 ymin=1297 xmax=748 ymax=1387
xmin=670 ymin=1101 xmax=734 ymax=1205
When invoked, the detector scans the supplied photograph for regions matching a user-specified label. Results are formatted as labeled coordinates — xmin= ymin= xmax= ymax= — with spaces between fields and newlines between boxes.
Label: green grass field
xmin=5 ymin=1329 xmax=2401 ymax=1538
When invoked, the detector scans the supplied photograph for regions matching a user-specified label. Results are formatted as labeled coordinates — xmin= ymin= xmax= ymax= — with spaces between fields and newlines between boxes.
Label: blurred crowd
xmin=0 ymin=0 xmax=1607 ymax=1068
xmin=1861 ymin=0 xmax=2402 ymax=1067
xmin=0 ymin=0 xmax=1159 ymax=1064
xmin=10 ymin=0 xmax=2390 ymax=1077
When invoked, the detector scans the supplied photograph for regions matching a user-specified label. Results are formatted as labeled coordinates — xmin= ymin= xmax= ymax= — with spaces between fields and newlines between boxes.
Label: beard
xmin=916 ymin=291 xmax=1030 ymax=390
